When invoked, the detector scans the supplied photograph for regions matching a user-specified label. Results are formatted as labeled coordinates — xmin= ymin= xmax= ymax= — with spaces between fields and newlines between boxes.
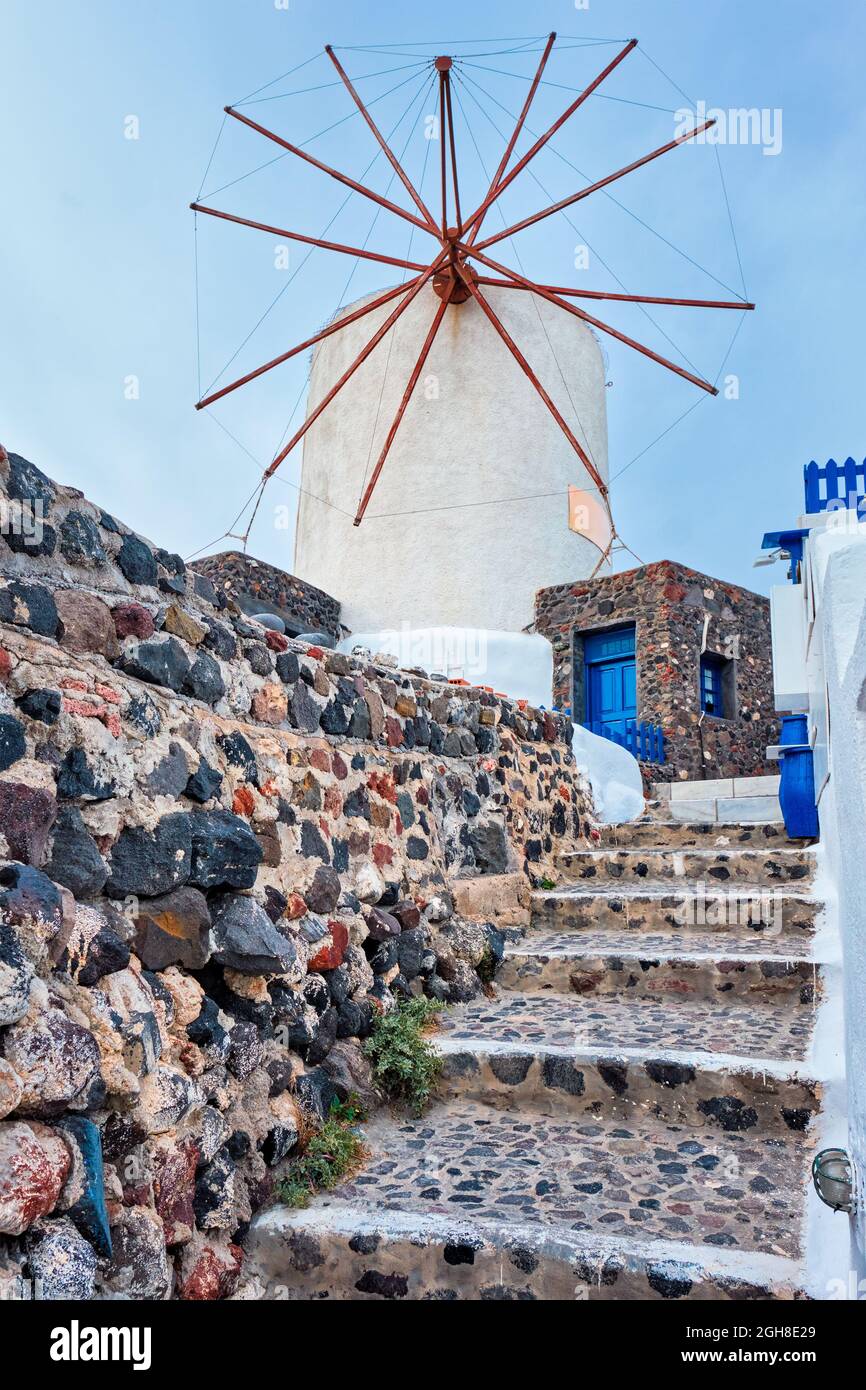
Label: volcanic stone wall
xmin=0 ymin=448 xmax=590 ymax=1301
xmin=535 ymin=560 xmax=777 ymax=786
xmin=192 ymin=550 xmax=341 ymax=642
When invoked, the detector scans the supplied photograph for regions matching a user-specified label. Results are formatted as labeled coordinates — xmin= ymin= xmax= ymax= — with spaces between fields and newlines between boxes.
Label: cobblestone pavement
xmin=438 ymin=991 xmax=814 ymax=1062
xmin=335 ymin=1099 xmax=806 ymax=1256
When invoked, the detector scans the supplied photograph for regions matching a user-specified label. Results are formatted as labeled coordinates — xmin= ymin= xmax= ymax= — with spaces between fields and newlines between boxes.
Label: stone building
xmin=535 ymin=560 xmax=778 ymax=784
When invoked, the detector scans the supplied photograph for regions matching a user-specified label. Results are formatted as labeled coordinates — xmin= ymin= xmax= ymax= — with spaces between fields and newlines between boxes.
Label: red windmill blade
xmin=193 ymin=34 xmax=755 ymax=526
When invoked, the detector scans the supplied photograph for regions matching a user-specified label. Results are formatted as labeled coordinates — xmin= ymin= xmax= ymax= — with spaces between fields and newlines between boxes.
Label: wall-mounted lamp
xmin=753 ymin=548 xmax=784 ymax=568
xmin=812 ymin=1148 xmax=856 ymax=1213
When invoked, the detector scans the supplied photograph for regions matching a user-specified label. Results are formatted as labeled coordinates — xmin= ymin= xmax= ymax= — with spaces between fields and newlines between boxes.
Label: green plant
xmin=476 ymin=944 xmax=497 ymax=987
xmin=277 ymin=1096 xmax=368 ymax=1209
xmin=538 ymin=876 xmax=557 ymax=891
xmin=363 ymin=996 xmax=445 ymax=1116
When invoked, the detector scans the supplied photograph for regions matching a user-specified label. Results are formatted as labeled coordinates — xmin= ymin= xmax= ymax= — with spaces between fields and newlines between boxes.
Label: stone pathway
xmin=243 ymin=813 xmax=834 ymax=1301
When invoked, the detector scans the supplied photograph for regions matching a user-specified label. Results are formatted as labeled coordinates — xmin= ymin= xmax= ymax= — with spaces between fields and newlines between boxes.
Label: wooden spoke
xmin=326 ymin=46 xmax=440 ymax=234
xmin=224 ymin=106 xmax=437 ymax=237
xmin=454 ymin=264 xmax=608 ymax=494
xmin=263 ymin=249 xmax=448 ymax=479
xmin=474 ymin=277 xmax=754 ymax=310
xmin=473 ymin=118 xmax=717 ymax=253
xmin=465 ymin=247 xmax=719 ymax=395
xmin=459 ymin=38 xmax=637 ymax=234
xmin=196 ymin=279 xmax=424 ymax=411
xmin=190 ymin=202 xmax=428 ymax=272
xmin=354 ymin=284 xmax=453 ymax=525
xmin=464 ymin=31 xmax=557 ymax=246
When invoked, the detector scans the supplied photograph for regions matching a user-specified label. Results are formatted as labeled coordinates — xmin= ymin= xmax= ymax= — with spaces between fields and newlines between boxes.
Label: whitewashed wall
xmin=294 ymin=282 xmax=609 ymax=635
xmin=807 ymin=523 xmax=866 ymax=1281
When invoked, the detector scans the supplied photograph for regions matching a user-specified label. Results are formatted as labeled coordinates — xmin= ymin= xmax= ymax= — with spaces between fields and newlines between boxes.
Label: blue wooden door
xmin=584 ymin=627 xmax=636 ymax=736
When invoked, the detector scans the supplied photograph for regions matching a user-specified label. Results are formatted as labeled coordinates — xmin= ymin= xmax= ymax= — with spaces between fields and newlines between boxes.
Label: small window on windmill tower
xmin=700 ymin=652 xmax=734 ymax=719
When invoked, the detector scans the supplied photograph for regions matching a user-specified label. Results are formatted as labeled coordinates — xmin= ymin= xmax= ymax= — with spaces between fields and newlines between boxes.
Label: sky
xmin=1 ymin=0 xmax=864 ymax=595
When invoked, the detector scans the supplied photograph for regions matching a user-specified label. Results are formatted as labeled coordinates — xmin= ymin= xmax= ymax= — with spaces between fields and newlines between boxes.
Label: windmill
xmin=192 ymin=35 xmax=753 ymax=633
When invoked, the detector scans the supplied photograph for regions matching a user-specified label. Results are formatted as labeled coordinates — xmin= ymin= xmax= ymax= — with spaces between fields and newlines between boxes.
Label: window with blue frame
xmin=700 ymin=653 xmax=728 ymax=717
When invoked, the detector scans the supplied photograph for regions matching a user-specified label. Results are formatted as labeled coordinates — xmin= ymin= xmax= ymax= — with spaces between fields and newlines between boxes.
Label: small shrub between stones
xmin=363 ymin=997 xmax=445 ymax=1116
xmin=277 ymin=1097 xmax=368 ymax=1209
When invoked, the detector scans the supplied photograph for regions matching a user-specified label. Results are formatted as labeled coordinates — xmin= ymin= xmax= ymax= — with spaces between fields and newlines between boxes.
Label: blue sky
xmin=1 ymin=0 xmax=864 ymax=594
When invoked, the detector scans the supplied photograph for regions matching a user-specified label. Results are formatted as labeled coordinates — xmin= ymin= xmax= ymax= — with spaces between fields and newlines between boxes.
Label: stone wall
xmin=0 ymin=449 xmax=590 ymax=1301
xmin=192 ymin=551 xmax=341 ymax=641
xmin=535 ymin=561 xmax=778 ymax=786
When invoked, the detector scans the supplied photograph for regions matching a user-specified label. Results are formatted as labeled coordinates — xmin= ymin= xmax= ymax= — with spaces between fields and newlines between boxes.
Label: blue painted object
xmin=777 ymin=714 xmax=818 ymax=838
xmin=804 ymin=456 xmax=866 ymax=516
xmin=585 ymin=718 xmax=665 ymax=765
xmin=584 ymin=626 xmax=636 ymax=737
xmin=58 ymin=1115 xmax=112 ymax=1259
xmin=761 ymin=529 xmax=809 ymax=584
xmin=700 ymin=653 xmax=725 ymax=716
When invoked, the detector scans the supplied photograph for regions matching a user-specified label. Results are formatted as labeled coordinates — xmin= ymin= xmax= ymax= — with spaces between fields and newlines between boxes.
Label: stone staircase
xmin=243 ymin=813 xmax=839 ymax=1301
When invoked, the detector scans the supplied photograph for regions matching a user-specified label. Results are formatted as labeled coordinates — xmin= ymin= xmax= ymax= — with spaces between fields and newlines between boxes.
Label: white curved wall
xmin=294 ymin=280 xmax=609 ymax=634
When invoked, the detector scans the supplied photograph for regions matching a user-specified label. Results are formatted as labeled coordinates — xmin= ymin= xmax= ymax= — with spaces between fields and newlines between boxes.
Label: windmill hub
xmin=434 ymin=56 xmax=453 ymax=72
xmin=432 ymin=252 xmax=475 ymax=305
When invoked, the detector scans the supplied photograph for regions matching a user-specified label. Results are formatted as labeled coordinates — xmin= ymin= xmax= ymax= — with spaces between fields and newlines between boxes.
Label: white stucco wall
xmin=809 ymin=525 xmax=866 ymax=1281
xmin=294 ymin=281 xmax=609 ymax=635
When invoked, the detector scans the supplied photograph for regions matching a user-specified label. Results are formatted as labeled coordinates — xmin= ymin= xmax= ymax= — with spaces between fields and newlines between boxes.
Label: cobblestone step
xmin=328 ymin=1100 xmax=808 ymax=1257
xmin=241 ymin=1201 xmax=807 ymax=1301
xmin=437 ymin=991 xmax=816 ymax=1068
xmin=436 ymin=1023 xmax=822 ymax=1139
xmin=531 ymin=885 xmax=819 ymax=939
xmin=589 ymin=820 xmax=801 ymax=851
xmin=499 ymin=935 xmax=820 ymax=1003
xmin=556 ymin=846 xmax=816 ymax=888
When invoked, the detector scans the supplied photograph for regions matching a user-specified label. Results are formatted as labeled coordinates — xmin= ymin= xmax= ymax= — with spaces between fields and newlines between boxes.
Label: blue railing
xmin=585 ymin=719 xmax=665 ymax=764
xmin=804 ymin=457 xmax=866 ymax=515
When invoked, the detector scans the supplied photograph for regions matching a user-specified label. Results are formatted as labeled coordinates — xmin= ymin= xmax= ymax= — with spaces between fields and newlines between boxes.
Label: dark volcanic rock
xmin=0 ymin=862 xmax=64 ymax=937
xmin=6 ymin=452 xmax=56 ymax=508
xmin=107 ymin=813 xmax=193 ymax=897
xmin=210 ymin=893 xmax=300 ymax=975
xmin=188 ymin=810 xmax=263 ymax=890
xmin=56 ymin=748 xmax=116 ymax=802
xmin=364 ymin=906 xmax=401 ymax=942
xmin=275 ymin=651 xmax=300 ymax=685
xmin=0 ymin=714 xmax=26 ymax=772
xmin=126 ymin=691 xmax=162 ymax=738
xmin=16 ymin=688 xmax=62 ymax=725
xmin=145 ymin=742 xmax=190 ymax=799
xmin=288 ymin=682 xmax=321 ymax=733
xmin=469 ymin=819 xmax=510 ymax=874
xmin=45 ymin=805 xmax=107 ymax=897
xmin=304 ymin=865 xmax=341 ymax=915
xmin=75 ymin=924 xmax=130 ymax=985
xmin=216 ymin=731 xmax=258 ymax=785
xmin=0 ymin=581 xmax=58 ymax=637
xmin=58 ymin=510 xmax=108 ymax=566
xmin=117 ymin=533 xmax=158 ymax=586
xmin=184 ymin=652 xmax=225 ymax=704
xmin=121 ymin=637 xmax=191 ymax=692
xmin=185 ymin=758 xmax=223 ymax=804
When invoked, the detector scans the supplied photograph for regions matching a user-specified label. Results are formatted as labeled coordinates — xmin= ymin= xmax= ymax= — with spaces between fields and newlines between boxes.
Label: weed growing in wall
xmin=277 ymin=1097 xmax=368 ymax=1209
xmin=364 ymin=998 xmax=445 ymax=1116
